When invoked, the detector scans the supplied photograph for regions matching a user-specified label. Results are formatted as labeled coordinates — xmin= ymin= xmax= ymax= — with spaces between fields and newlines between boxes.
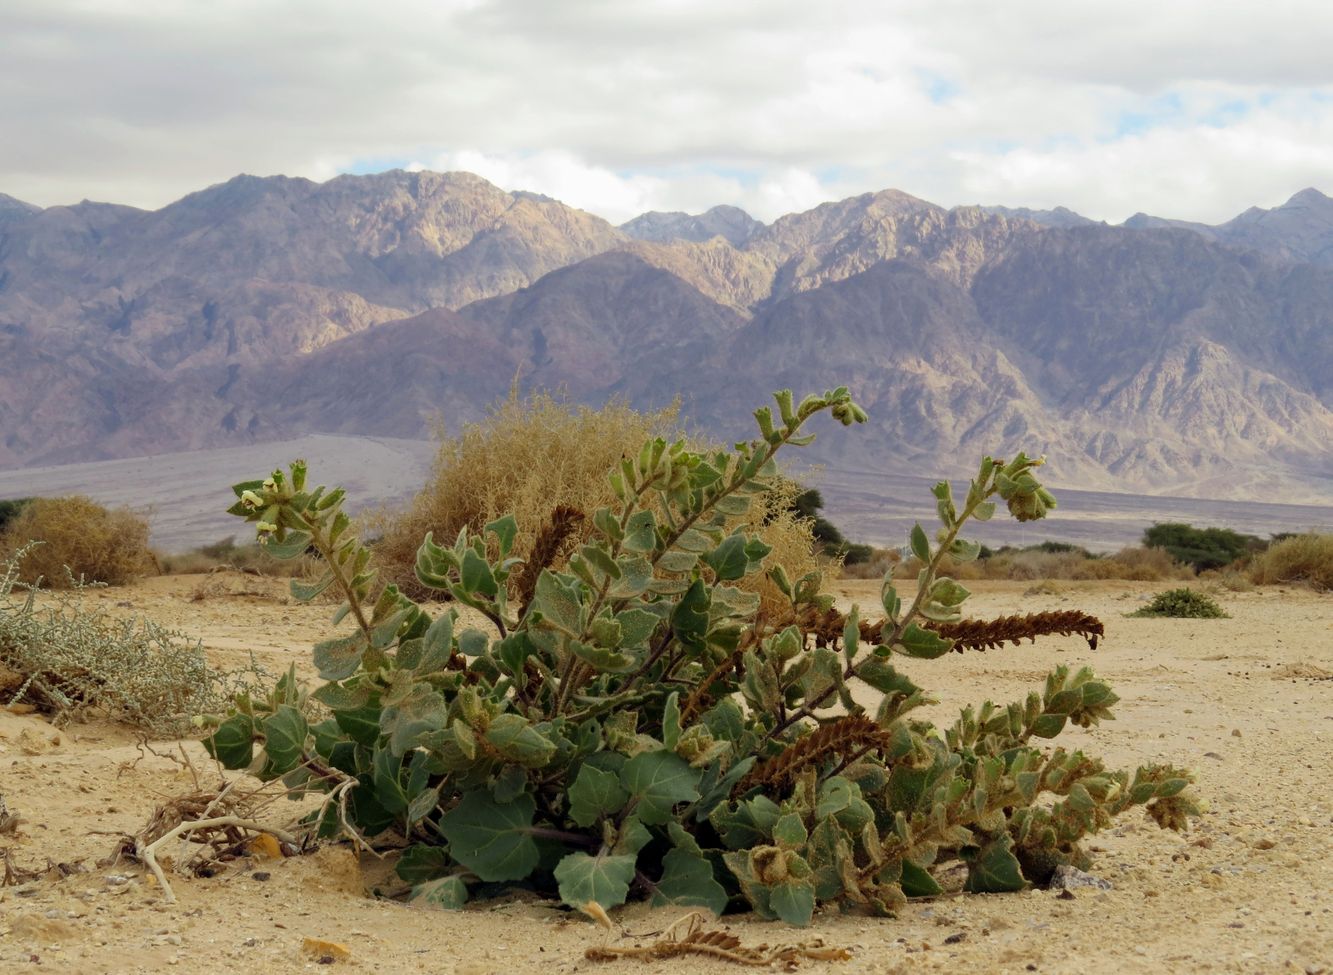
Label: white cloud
xmin=2 ymin=0 xmax=1332 ymax=224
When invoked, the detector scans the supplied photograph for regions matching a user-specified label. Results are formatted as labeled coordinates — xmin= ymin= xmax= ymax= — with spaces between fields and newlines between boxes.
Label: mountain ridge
xmin=1 ymin=171 xmax=1330 ymax=504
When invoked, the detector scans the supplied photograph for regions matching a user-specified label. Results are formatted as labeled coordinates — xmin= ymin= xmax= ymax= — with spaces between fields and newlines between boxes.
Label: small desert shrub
xmin=373 ymin=392 xmax=681 ymax=595
xmin=836 ymin=546 xmax=901 ymax=579
xmin=1142 ymin=522 xmax=1263 ymax=572
xmin=0 ymin=496 xmax=157 ymax=588
xmin=208 ymin=388 xmax=1198 ymax=924
xmin=1130 ymin=587 xmax=1228 ymax=619
xmin=372 ymin=392 xmax=823 ymax=613
xmin=1248 ymin=533 xmax=1333 ymax=591
xmin=158 ymin=536 xmax=316 ymax=578
xmin=0 ymin=497 xmax=32 ymax=533
xmin=0 ymin=544 xmax=268 ymax=734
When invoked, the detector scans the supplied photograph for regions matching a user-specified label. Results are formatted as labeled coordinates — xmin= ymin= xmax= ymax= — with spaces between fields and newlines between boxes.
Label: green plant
xmin=1248 ymin=532 xmax=1333 ymax=591
xmin=0 ymin=543 xmax=269 ymax=734
xmin=1129 ymin=588 xmax=1228 ymax=619
xmin=0 ymin=495 xmax=157 ymax=587
xmin=0 ymin=498 xmax=32 ymax=534
xmin=205 ymin=387 xmax=1198 ymax=924
xmin=1142 ymin=522 xmax=1263 ymax=573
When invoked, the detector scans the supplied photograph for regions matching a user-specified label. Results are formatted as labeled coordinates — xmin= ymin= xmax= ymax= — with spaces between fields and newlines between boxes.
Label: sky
xmin=4 ymin=0 xmax=1333 ymax=225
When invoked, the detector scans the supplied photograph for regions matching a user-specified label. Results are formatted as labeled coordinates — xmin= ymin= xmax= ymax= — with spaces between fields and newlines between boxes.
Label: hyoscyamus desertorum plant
xmin=202 ymin=386 xmax=1200 ymax=924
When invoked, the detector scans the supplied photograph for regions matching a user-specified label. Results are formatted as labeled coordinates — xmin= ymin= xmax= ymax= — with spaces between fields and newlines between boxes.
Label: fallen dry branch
xmin=140 ymin=815 xmax=298 ymax=904
xmin=586 ymin=913 xmax=851 ymax=968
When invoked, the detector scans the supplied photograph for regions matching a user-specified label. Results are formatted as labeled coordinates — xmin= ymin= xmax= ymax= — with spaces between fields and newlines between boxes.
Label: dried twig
xmin=140 ymin=816 xmax=298 ymax=904
xmin=586 ymin=912 xmax=851 ymax=967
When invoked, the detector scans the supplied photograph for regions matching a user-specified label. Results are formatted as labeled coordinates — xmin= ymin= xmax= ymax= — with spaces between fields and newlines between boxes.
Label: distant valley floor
xmin=2 ymin=436 xmax=1330 ymax=554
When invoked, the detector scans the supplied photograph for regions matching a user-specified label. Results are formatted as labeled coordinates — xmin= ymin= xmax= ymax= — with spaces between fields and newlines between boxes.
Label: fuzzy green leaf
xmin=259 ymin=705 xmax=308 ymax=777
xmin=204 ymin=714 xmax=254 ymax=769
xmin=620 ymin=750 xmax=702 ymax=825
xmin=651 ymin=848 xmax=728 ymax=915
xmin=484 ymin=713 xmax=557 ymax=768
xmin=410 ymin=876 xmax=468 ymax=910
xmin=769 ymin=878 xmax=816 ymax=926
xmin=964 ymin=834 xmax=1026 ymax=893
xmin=313 ymin=632 xmax=367 ymax=681
xmin=897 ymin=623 xmax=954 ymax=660
xmin=569 ymin=765 xmax=630 ymax=827
xmin=438 ymin=792 xmax=539 ymax=883
xmin=396 ymin=845 xmax=452 ymax=884
xmin=554 ymin=851 xmax=637 ymax=911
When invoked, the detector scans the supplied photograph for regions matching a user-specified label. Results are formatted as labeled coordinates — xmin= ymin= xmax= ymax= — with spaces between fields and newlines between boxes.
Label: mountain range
xmin=1 ymin=172 xmax=1331 ymax=505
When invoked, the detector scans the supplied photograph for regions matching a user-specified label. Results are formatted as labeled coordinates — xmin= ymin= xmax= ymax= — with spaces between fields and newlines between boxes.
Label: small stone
xmin=105 ymin=875 xmax=128 ymax=887
xmin=241 ymin=938 xmax=257 ymax=947
xmin=251 ymin=871 xmax=271 ymax=881
xmin=302 ymin=938 xmax=351 ymax=964
xmin=1231 ymin=729 xmax=1242 ymax=738
xmin=1058 ymin=889 xmax=1076 ymax=901
xmin=1048 ymin=865 xmax=1113 ymax=892
xmin=943 ymin=932 xmax=966 ymax=944
xmin=1252 ymin=837 xmax=1276 ymax=850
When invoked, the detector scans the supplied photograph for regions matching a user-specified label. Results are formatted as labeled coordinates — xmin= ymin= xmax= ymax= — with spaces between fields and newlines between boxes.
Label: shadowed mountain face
xmin=0 ymin=173 xmax=1330 ymax=502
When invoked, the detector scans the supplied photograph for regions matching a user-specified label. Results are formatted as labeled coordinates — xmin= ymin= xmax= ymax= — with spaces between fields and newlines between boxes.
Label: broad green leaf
xmin=484 ymin=713 xmax=557 ymax=768
xmin=609 ymin=556 xmax=653 ymax=598
xmin=897 ymin=623 xmax=954 ymax=660
xmin=407 ymin=785 xmax=441 ymax=824
xmin=656 ymin=550 xmax=699 ymax=573
xmin=418 ymin=613 xmax=455 ymax=673
xmin=909 ymin=523 xmax=930 ymax=563
xmin=651 ymin=848 xmax=728 ymax=915
xmin=311 ymin=681 xmax=370 ymax=711
xmin=900 ymin=859 xmax=942 ymax=897
xmin=372 ymin=747 xmax=409 ymax=814
xmin=670 ymin=579 xmax=711 ymax=652
xmin=769 ymin=878 xmax=816 ymax=926
xmin=710 ymin=795 xmax=781 ymax=849
xmin=569 ymin=765 xmax=630 ymax=827
xmin=675 ymin=528 xmax=715 ymax=552
xmin=461 ymin=549 xmax=499 ymax=598
xmin=438 ymin=792 xmax=539 ymax=883
xmin=553 ymin=851 xmax=637 ymax=911
xmin=772 ymin=812 xmax=808 ymax=848
xmin=263 ymin=530 xmax=313 ymax=560
xmin=260 ymin=705 xmax=308 ymax=776
xmin=622 ymin=510 xmax=658 ymax=553
xmin=662 ymin=692 xmax=682 ymax=750
xmin=531 ymin=571 xmax=583 ymax=635
xmin=396 ymin=844 xmax=452 ymax=884
xmin=571 ymin=639 xmax=637 ymax=673
xmin=313 ymin=632 xmax=367 ymax=681
xmin=410 ymin=876 xmax=468 ymax=910
xmin=334 ymin=702 xmax=382 ymax=747
xmin=964 ymin=834 xmax=1026 ymax=893
xmin=703 ymin=535 xmax=749 ymax=582
xmin=484 ymin=515 xmax=518 ymax=558
xmin=204 ymin=714 xmax=254 ymax=769
xmin=290 ymin=573 xmax=333 ymax=602
xmin=615 ymin=608 xmax=660 ymax=647
xmin=380 ymin=683 xmax=448 ymax=757
xmin=620 ymin=750 xmax=702 ymax=824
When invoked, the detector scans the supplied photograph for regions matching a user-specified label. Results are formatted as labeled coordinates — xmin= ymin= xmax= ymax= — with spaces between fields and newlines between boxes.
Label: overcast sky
xmin=4 ymin=0 xmax=1333 ymax=224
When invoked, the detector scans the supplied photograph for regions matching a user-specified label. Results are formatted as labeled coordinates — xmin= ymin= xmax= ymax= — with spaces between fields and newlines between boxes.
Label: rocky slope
xmin=1 ymin=173 xmax=1330 ymax=502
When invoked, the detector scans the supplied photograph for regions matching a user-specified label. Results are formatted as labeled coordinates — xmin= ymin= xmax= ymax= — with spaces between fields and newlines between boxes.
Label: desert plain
xmin=1 ymin=574 xmax=1330 ymax=975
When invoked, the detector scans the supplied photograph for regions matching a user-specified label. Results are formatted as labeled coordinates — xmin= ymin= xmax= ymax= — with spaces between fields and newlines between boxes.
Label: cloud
xmin=2 ymin=0 xmax=1332 ymax=224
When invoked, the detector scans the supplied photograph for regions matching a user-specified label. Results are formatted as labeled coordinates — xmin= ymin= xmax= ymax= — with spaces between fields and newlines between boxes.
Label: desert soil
xmin=1 ymin=574 xmax=1330 ymax=975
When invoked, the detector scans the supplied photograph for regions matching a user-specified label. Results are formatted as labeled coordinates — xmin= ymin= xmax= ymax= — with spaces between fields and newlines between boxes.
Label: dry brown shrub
xmin=0 ymin=496 xmax=157 ymax=588
xmin=1094 ymin=546 xmax=1193 ymax=582
xmin=373 ymin=392 xmax=680 ymax=594
xmin=1248 ymin=533 xmax=1333 ymax=591
xmin=371 ymin=391 xmax=822 ymax=610
xmin=834 ymin=547 xmax=901 ymax=580
xmin=157 ymin=538 xmax=315 ymax=579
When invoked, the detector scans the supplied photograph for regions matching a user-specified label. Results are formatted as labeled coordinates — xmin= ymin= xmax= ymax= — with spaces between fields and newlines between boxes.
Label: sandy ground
xmin=1 ymin=574 xmax=1330 ymax=975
